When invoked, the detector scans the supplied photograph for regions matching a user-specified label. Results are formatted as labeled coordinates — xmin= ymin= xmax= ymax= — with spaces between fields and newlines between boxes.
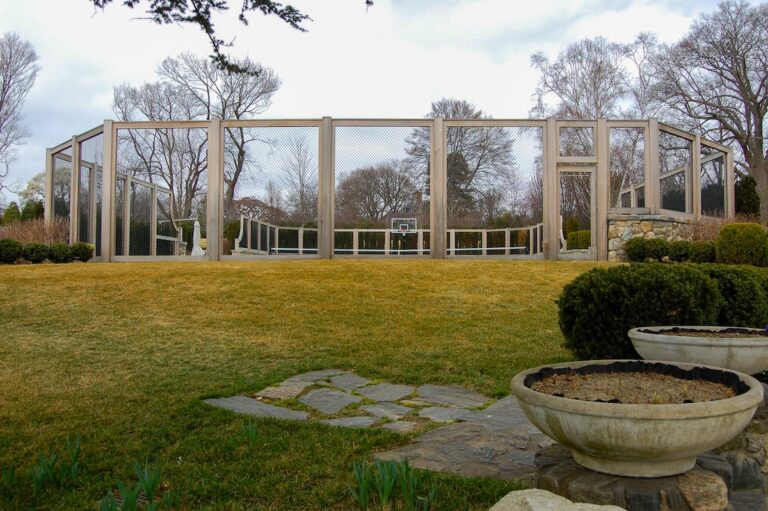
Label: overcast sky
xmin=0 ymin=0 xmax=747 ymax=201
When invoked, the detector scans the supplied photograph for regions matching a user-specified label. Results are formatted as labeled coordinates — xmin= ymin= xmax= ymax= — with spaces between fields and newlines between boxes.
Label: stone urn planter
xmin=511 ymin=360 xmax=763 ymax=477
xmin=629 ymin=326 xmax=768 ymax=375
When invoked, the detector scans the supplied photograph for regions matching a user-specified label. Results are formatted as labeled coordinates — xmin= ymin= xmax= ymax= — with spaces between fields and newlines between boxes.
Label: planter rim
xmin=629 ymin=326 xmax=768 ymax=348
xmin=512 ymin=359 xmax=764 ymax=420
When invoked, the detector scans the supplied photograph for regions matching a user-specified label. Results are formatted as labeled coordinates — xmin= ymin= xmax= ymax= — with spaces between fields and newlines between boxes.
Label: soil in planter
xmin=530 ymin=371 xmax=735 ymax=404
xmin=639 ymin=327 xmax=768 ymax=339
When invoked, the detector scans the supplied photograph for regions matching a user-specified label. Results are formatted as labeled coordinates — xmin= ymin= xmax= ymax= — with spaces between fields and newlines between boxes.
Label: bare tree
xmin=0 ymin=33 xmax=39 ymax=193
xmin=280 ymin=135 xmax=317 ymax=226
xmin=406 ymin=98 xmax=515 ymax=226
xmin=113 ymin=54 xmax=280 ymax=223
xmin=652 ymin=0 xmax=768 ymax=222
xmin=336 ymin=161 xmax=418 ymax=226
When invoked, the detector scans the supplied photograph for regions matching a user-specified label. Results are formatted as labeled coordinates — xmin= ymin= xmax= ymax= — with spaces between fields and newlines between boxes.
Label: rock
xmin=361 ymin=402 xmax=412 ymax=420
xmin=299 ymin=388 xmax=361 ymax=414
xmin=723 ymin=451 xmax=766 ymax=491
xmin=203 ymin=396 xmax=308 ymax=421
xmin=357 ymin=383 xmax=415 ymax=402
xmin=697 ymin=453 xmax=733 ymax=490
xmin=330 ymin=372 xmax=369 ymax=391
xmin=489 ymin=489 xmax=626 ymax=510
xmin=285 ymin=369 xmax=348 ymax=383
xmin=416 ymin=384 xmax=489 ymax=408
xmin=418 ymin=406 xmax=471 ymax=422
xmin=640 ymin=221 xmax=653 ymax=233
xmin=730 ymin=491 xmax=768 ymax=511
xmin=380 ymin=421 xmax=419 ymax=433
xmin=678 ymin=468 xmax=728 ymax=511
xmin=320 ymin=416 xmax=378 ymax=428
xmin=255 ymin=381 xmax=312 ymax=400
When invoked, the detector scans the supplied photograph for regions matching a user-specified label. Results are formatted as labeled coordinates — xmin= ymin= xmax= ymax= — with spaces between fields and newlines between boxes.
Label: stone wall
xmin=608 ymin=214 xmax=691 ymax=262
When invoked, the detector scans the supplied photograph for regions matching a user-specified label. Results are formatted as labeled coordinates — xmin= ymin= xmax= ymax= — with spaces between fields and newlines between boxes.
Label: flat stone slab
xmin=330 ymin=373 xmax=370 ymax=391
xmin=255 ymin=381 xmax=312 ymax=400
xmin=416 ymin=384 xmax=489 ymax=408
xmin=418 ymin=406 xmax=472 ymax=422
xmin=376 ymin=419 xmax=548 ymax=484
xmin=321 ymin=416 xmax=378 ymax=429
xmin=381 ymin=421 xmax=419 ymax=433
xmin=299 ymin=388 xmax=361 ymax=414
xmin=204 ymin=396 xmax=308 ymax=421
xmin=285 ymin=369 xmax=349 ymax=383
xmin=357 ymin=383 xmax=415 ymax=402
xmin=361 ymin=402 xmax=412 ymax=420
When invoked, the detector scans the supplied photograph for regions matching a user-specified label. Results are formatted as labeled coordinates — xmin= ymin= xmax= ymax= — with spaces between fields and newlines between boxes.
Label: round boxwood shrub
xmin=715 ymin=223 xmax=768 ymax=266
xmin=644 ymin=238 xmax=670 ymax=261
xmin=566 ymin=229 xmax=591 ymax=250
xmin=624 ymin=237 xmax=646 ymax=262
xmin=70 ymin=242 xmax=94 ymax=262
xmin=0 ymin=238 xmax=23 ymax=264
xmin=690 ymin=240 xmax=716 ymax=263
xmin=668 ymin=240 xmax=694 ymax=262
xmin=700 ymin=265 xmax=768 ymax=327
xmin=48 ymin=243 xmax=74 ymax=264
xmin=558 ymin=264 xmax=722 ymax=359
xmin=23 ymin=243 xmax=49 ymax=264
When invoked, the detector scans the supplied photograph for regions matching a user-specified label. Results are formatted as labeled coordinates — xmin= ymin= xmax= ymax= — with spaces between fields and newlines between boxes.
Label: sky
xmin=0 ymin=0 xmax=746 ymax=203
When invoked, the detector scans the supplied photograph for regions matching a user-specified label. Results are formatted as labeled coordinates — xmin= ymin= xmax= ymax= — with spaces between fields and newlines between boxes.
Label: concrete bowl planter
xmin=511 ymin=360 xmax=763 ymax=478
xmin=629 ymin=326 xmax=768 ymax=375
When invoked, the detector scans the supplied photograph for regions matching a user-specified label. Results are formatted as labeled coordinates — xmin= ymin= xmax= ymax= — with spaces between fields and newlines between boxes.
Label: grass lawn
xmin=0 ymin=259 xmax=600 ymax=510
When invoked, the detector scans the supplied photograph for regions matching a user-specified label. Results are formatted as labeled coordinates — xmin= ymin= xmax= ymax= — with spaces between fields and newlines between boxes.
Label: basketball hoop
xmin=391 ymin=217 xmax=417 ymax=237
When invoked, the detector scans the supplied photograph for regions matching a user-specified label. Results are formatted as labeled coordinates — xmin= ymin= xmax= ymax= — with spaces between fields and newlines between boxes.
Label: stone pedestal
xmin=535 ymin=445 xmax=732 ymax=511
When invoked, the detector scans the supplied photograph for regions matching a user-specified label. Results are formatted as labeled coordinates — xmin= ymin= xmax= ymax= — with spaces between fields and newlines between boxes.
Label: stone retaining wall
xmin=608 ymin=214 xmax=691 ymax=262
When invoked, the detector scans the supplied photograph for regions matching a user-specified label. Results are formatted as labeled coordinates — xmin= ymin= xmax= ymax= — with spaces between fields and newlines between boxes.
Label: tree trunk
xmin=754 ymin=162 xmax=768 ymax=224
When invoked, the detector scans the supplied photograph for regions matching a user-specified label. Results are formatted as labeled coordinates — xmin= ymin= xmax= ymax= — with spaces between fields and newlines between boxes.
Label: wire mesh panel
xmin=609 ymin=127 xmax=645 ymax=208
xmin=156 ymin=190 xmax=177 ymax=255
xmin=560 ymin=127 xmax=594 ymax=157
xmin=560 ymin=172 xmax=593 ymax=256
xmin=95 ymin=172 xmax=102 ymax=257
xmin=700 ymin=145 xmax=727 ymax=218
xmin=78 ymin=166 xmax=90 ymax=243
xmin=78 ymin=133 xmax=103 ymax=254
xmin=445 ymin=126 xmax=544 ymax=256
xmin=334 ymin=126 xmax=429 ymax=255
xmin=115 ymin=127 xmax=208 ymax=256
xmin=223 ymin=126 xmax=319 ymax=256
xmin=114 ymin=178 xmax=125 ymax=256
xmin=52 ymin=147 xmax=72 ymax=235
xmin=659 ymin=130 xmax=692 ymax=213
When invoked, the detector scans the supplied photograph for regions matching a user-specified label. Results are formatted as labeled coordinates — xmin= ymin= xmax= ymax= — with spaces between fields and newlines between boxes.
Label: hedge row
xmin=0 ymin=239 xmax=94 ymax=264
xmin=566 ymin=230 xmax=591 ymax=250
xmin=624 ymin=223 xmax=768 ymax=266
xmin=557 ymin=263 xmax=768 ymax=359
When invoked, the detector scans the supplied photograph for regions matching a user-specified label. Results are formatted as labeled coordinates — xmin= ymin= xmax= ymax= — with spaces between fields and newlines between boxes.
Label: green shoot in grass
xmin=31 ymin=452 xmax=58 ymax=492
xmin=116 ymin=480 xmax=141 ymax=511
xmin=244 ymin=421 xmax=258 ymax=443
xmin=398 ymin=459 xmax=419 ymax=511
xmin=417 ymin=486 xmax=437 ymax=511
xmin=99 ymin=491 xmax=119 ymax=511
xmin=59 ymin=435 xmax=81 ymax=483
xmin=373 ymin=460 xmax=398 ymax=511
xmin=348 ymin=460 xmax=373 ymax=510
xmin=134 ymin=459 xmax=163 ymax=505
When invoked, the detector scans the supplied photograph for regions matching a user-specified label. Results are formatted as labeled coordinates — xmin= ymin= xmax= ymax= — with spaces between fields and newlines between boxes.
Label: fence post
xmin=207 ymin=118 xmax=222 ymax=261
xmin=505 ymin=228 xmax=510 ymax=255
xmin=726 ymin=147 xmax=736 ymax=219
xmin=692 ymin=134 xmax=701 ymax=220
xmin=318 ymin=116 xmax=334 ymax=259
xmin=596 ymin=118 xmax=609 ymax=261
xmin=647 ymin=119 xmax=660 ymax=214
xmin=100 ymin=120 xmax=115 ymax=262
xmin=545 ymin=117 xmax=559 ymax=260
xmin=44 ymin=149 xmax=53 ymax=224
xmin=481 ymin=230 xmax=487 ymax=256
xmin=430 ymin=117 xmax=446 ymax=258
xmin=417 ymin=229 xmax=423 ymax=255
xmin=298 ymin=227 xmax=304 ymax=255
xmin=353 ymin=229 xmax=359 ymax=255
xmin=384 ymin=230 xmax=390 ymax=256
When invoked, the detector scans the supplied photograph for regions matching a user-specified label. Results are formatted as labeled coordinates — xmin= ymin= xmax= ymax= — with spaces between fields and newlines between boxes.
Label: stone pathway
xmin=205 ymin=368 xmax=546 ymax=484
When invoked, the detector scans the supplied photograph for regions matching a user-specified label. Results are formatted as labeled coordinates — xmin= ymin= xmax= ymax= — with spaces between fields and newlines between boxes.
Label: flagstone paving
xmin=204 ymin=369 xmax=545 ymax=484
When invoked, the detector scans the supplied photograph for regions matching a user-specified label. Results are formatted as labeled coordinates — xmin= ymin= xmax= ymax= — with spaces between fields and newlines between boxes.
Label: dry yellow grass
xmin=0 ymin=259 xmax=600 ymax=510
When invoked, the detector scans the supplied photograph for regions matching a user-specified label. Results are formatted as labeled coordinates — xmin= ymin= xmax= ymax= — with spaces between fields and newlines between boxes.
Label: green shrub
xmin=23 ymin=243 xmax=49 ymax=264
xmin=690 ymin=240 xmax=716 ymax=263
xmin=0 ymin=238 xmax=23 ymax=264
xmin=566 ymin=229 xmax=591 ymax=250
xmin=668 ymin=240 xmax=694 ymax=262
xmin=558 ymin=264 xmax=722 ymax=359
xmin=70 ymin=242 xmax=94 ymax=262
xmin=624 ymin=237 xmax=646 ymax=262
xmin=48 ymin=243 xmax=74 ymax=264
xmin=715 ymin=223 xmax=768 ymax=266
xmin=699 ymin=265 xmax=768 ymax=326
xmin=644 ymin=238 xmax=670 ymax=261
